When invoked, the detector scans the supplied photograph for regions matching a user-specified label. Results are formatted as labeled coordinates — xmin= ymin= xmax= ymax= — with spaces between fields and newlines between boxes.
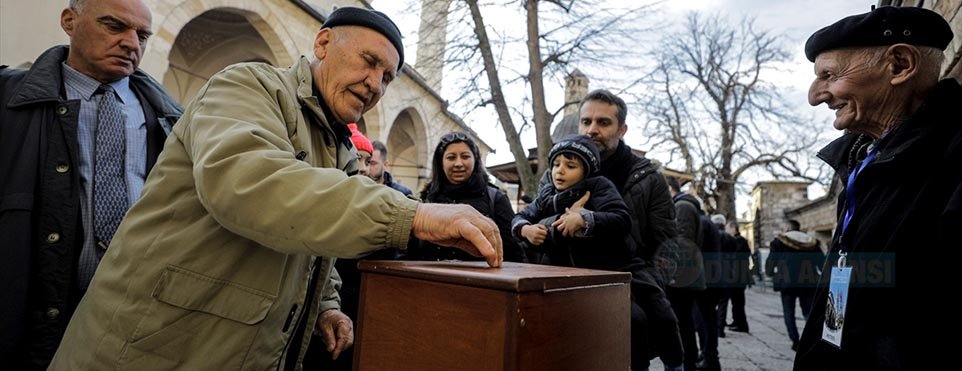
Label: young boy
xmin=512 ymin=135 xmax=632 ymax=269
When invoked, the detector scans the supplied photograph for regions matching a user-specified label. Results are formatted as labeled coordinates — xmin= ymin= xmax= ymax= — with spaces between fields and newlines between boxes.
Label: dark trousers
xmin=718 ymin=286 xmax=748 ymax=329
xmin=693 ymin=288 xmax=720 ymax=360
xmin=631 ymin=273 xmax=684 ymax=370
xmin=780 ymin=288 xmax=815 ymax=343
xmin=666 ymin=287 xmax=699 ymax=370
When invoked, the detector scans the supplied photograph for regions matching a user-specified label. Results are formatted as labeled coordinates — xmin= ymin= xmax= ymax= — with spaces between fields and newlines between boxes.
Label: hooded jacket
xmin=765 ymin=231 xmax=825 ymax=291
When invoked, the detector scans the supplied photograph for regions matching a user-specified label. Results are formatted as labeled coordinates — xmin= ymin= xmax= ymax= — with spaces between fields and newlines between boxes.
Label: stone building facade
xmin=0 ymin=0 xmax=491 ymax=193
xmin=743 ymin=181 xmax=811 ymax=252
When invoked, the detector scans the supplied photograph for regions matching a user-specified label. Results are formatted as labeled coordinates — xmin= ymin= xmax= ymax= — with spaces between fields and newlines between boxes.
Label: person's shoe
xmin=791 ymin=341 xmax=799 ymax=351
xmin=695 ymin=358 xmax=721 ymax=371
xmin=729 ymin=325 xmax=750 ymax=333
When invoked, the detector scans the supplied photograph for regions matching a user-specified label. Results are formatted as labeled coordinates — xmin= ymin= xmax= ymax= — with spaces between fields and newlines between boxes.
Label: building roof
xmin=551 ymin=113 xmax=580 ymax=142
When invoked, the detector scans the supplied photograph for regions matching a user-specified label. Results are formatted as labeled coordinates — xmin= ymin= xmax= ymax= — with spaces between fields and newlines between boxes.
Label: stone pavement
xmin=649 ymin=282 xmax=808 ymax=371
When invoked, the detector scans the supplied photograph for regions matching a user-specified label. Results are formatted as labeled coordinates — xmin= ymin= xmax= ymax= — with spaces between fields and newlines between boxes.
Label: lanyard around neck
xmin=839 ymin=146 xmax=879 ymax=255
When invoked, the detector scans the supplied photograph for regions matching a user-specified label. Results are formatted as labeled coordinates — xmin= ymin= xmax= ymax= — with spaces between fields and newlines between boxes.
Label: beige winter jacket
xmin=49 ymin=57 xmax=418 ymax=370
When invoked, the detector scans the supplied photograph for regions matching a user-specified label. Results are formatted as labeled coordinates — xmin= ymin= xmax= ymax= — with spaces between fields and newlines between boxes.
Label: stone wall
xmin=747 ymin=181 xmax=810 ymax=251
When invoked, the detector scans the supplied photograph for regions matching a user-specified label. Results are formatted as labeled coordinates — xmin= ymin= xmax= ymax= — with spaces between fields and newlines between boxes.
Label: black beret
xmin=323 ymin=7 xmax=405 ymax=68
xmin=805 ymin=6 xmax=953 ymax=62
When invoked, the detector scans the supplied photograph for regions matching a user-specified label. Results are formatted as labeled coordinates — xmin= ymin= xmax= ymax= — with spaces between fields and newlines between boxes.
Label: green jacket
xmin=50 ymin=57 xmax=418 ymax=370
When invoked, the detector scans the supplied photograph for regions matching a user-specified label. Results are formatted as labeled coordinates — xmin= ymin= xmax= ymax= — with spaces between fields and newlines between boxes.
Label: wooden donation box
xmin=353 ymin=261 xmax=631 ymax=371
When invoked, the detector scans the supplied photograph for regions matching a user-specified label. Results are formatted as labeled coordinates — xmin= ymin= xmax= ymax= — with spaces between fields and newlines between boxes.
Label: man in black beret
xmin=795 ymin=6 xmax=960 ymax=370
xmin=47 ymin=6 xmax=505 ymax=370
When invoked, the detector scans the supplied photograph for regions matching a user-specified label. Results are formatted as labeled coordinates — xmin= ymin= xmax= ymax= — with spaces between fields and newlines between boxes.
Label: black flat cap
xmin=805 ymin=6 xmax=953 ymax=62
xmin=323 ymin=7 xmax=404 ymax=68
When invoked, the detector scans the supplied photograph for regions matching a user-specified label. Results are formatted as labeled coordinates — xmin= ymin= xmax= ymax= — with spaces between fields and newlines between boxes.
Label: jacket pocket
xmin=119 ymin=265 xmax=277 ymax=369
xmin=150 ymin=264 xmax=276 ymax=324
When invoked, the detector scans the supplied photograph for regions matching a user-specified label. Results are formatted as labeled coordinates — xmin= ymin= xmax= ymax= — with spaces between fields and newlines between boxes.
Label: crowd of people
xmin=1 ymin=1 xmax=958 ymax=370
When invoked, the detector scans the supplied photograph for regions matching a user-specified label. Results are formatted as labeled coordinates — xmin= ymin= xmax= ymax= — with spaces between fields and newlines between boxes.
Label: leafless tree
xmin=415 ymin=0 xmax=658 ymax=194
xmin=634 ymin=13 xmax=830 ymax=220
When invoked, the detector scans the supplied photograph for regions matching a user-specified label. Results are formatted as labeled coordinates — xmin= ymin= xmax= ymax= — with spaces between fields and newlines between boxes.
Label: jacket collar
xmin=816 ymin=132 xmax=861 ymax=174
xmin=7 ymin=45 xmax=182 ymax=120
xmin=293 ymin=57 xmax=325 ymax=123
xmin=7 ymin=45 xmax=69 ymax=107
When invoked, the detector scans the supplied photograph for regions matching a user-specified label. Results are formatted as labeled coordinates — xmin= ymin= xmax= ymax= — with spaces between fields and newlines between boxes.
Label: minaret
xmin=564 ymin=69 xmax=588 ymax=116
xmin=415 ymin=0 xmax=452 ymax=92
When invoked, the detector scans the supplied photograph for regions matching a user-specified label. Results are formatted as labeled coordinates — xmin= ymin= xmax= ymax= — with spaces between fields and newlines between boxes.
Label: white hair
xmin=710 ymin=214 xmax=727 ymax=226
xmin=858 ymin=45 xmax=945 ymax=81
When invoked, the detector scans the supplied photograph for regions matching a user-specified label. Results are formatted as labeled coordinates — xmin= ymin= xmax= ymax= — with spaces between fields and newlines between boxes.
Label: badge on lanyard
xmin=822 ymin=253 xmax=852 ymax=348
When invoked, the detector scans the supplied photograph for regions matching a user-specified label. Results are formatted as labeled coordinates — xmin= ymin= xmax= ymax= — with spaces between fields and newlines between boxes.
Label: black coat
xmin=795 ymin=80 xmax=962 ymax=370
xmin=0 ymin=46 xmax=182 ymax=369
xmin=731 ymin=235 xmax=751 ymax=287
xmin=407 ymin=184 xmax=527 ymax=263
xmin=668 ymin=193 xmax=706 ymax=289
xmin=603 ymin=142 xmax=678 ymax=263
xmin=513 ymin=176 xmax=632 ymax=271
xmin=765 ymin=235 xmax=824 ymax=292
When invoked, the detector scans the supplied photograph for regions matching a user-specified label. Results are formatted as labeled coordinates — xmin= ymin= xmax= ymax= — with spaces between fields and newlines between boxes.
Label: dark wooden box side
xmin=513 ymin=284 xmax=630 ymax=371
xmin=357 ymin=261 xmax=630 ymax=292
xmin=354 ymin=273 xmax=514 ymax=371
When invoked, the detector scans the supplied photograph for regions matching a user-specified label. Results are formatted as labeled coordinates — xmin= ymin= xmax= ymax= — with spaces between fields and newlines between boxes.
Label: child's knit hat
xmin=549 ymin=135 xmax=601 ymax=176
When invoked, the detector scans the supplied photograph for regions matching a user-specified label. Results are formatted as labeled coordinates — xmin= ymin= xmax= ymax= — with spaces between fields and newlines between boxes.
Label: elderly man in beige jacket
xmin=49 ymin=6 xmax=502 ymax=370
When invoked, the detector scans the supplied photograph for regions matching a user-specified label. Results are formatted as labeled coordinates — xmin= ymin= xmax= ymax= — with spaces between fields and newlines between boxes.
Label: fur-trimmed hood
xmin=776 ymin=230 xmax=819 ymax=250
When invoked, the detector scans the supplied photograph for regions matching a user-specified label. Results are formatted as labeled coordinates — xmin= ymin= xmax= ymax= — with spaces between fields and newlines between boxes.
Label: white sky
xmin=370 ymin=0 xmax=875 ymax=214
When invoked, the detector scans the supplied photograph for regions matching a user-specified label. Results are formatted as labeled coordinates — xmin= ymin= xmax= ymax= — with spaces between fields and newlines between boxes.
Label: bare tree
xmin=635 ymin=13 xmax=830 ymax=220
xmin=415 ymin=0 xmax=658 ymax=194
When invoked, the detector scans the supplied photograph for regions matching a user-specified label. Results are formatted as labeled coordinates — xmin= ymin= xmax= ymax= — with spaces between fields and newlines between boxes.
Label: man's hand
xmin=412 ymin=203 xmax=503 ymax=267
xmin=552 ymin=209 xmax=586 ymax=237
xmin=316 ymin=309 xmax=353 ymax=360
xmin=567 ymin=191 xmax=590 ymax=213
xmin=552 ymin=191 xmax=591 ymax=237
xmin=521 ymin=224 xmax=548 ymax=245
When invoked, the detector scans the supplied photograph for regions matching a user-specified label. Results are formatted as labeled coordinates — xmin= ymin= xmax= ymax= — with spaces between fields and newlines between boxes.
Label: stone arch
xmin=361 ymin=105 xmax=384 ymax=142
xmin=154 ymin=1 xmax=297 ymax=104
xmin=386 ymin=107 xmax=429 ymax=193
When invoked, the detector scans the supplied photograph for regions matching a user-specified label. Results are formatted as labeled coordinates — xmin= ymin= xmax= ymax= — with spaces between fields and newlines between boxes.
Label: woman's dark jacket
xmin=0 ymin=45 xmax=182 ymax=369
xmin=512 ymin=176 xmax=631 ymax=271
xmin=406 ymin=184 xmax=527 ymax=263
xmin=795 ymin=79 xmax=962 ymax=371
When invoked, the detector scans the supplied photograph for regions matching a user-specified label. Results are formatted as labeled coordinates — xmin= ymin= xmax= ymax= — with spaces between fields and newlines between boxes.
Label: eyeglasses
xmin=341 ymin=151 xmax=360 ymax=176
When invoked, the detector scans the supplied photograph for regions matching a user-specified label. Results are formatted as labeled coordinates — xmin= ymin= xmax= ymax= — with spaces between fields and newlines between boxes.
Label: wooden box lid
xmin=357 ymin=261 xmax=630 ymax=293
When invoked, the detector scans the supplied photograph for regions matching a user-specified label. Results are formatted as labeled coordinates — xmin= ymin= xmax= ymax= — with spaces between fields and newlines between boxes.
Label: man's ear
xmin=313 ymin=28 xmax=334 ymax=61
xmin=617 ymin=122 xmax=628 ymax=139
xmin=886 ymin=44 xmax=920 ymax=86
xmin=61 ymin=7 xmax=78 ymax=37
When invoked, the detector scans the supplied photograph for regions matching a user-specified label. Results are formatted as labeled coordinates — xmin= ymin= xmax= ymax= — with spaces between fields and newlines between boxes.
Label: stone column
xmin=415 ymin=0 xmax=452 ymax=92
